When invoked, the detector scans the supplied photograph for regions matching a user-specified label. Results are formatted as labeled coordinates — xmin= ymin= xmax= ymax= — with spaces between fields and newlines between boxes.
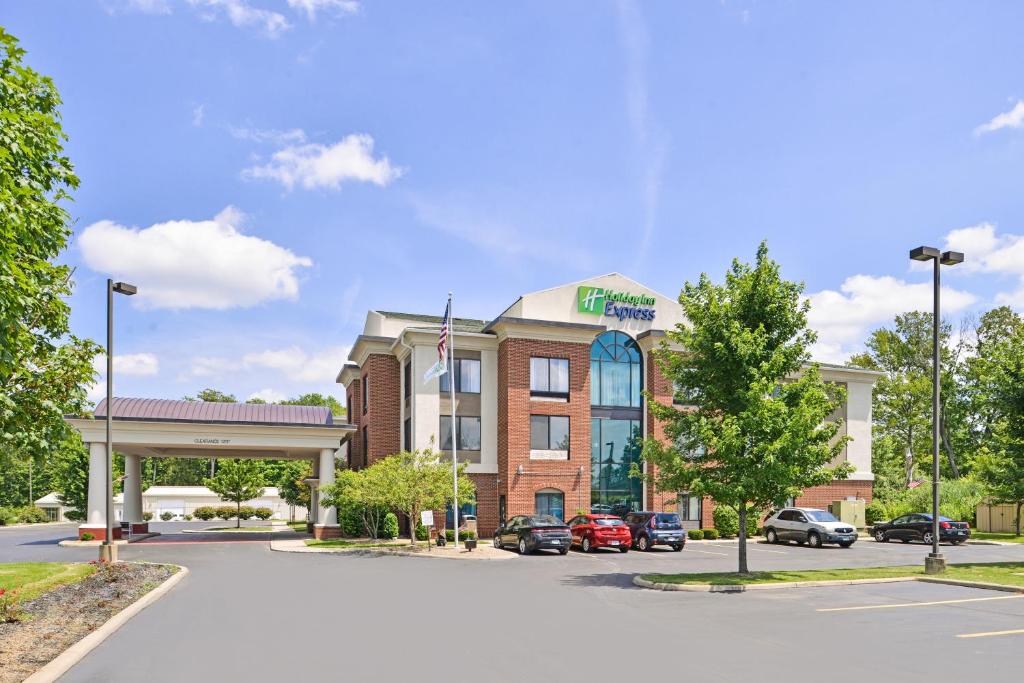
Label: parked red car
xmin=567 ymin=514 xmax=632 ymax=553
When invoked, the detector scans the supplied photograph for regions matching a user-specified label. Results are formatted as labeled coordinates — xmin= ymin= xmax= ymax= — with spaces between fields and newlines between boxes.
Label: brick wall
xmin=499 ymin=338 xmax=591 ymax=520
xmin=645 ymin=350 xmax=675 ymax=513
xmin=363 ymin=354 xmax=401 ymax=464
xmin=796 ymin=479 xmax=873 ymax=508
xmin=470 ymin=473 xmax=498 ymax=537
xmin=346 ymin=379 xmax=363 ymax=469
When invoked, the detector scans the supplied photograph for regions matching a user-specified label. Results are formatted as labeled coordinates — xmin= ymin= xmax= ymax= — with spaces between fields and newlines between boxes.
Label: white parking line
xmin=956 ymin=628 xmax=1024 ymax=639
xmin=818 ymin=595 xmax=1024 ymax=612
xmin=685 ymin=548 xmax=730 ymax=557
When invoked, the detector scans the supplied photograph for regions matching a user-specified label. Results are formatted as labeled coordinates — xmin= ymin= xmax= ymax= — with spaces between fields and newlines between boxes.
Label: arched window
xmin=590 ymin=331 xmax=642 ymax=408
xmin=535 ymin=489 xmax=565 ymax=520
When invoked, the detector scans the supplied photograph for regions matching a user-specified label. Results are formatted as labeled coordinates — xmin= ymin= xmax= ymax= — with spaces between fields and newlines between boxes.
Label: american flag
xmin=438 ymin=301 xmax=450 ymax=362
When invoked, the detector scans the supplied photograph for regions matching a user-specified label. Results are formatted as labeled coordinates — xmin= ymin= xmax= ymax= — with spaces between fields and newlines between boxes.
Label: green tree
xmin=49 ymin=435 xmax=89 ymax=521
xmin=0 ymin=27 xmax=99 ymax=478
xmin=641 ymin=243 xmax=850 ymax=574
xmin=184 ymin=388 xmax=238 ymax=403
xmin=275 ymin=460 xmax=312 ymax=514
xmin=373 ymin=449 xmax=475 ymax=545
xmin=280 ymin=392 xmax=346 ymax=419
xmin=204 ymin=459 xmax=265 ymax=528
xmin=320 ymin=467 xmax=390 ymax=539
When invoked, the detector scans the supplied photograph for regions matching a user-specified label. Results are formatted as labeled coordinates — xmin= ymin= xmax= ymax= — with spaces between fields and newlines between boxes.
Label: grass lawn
xmin=0 ymin=562 xmax=97 ymax=601
xmin=970 ymin=531 xmax=1024 ymax=543
xmin=305 ymin=538 xmax=430 ymax=549
xmin=287 ymin=522 xmax=308 ymax=532
xmin=641 ymin=561 xmax=1024 ymax=587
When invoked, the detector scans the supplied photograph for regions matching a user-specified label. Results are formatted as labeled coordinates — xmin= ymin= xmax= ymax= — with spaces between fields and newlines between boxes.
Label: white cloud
xmin=974 ymin=100 xmax=1024 ymax=136
xmin=119 ymin=0 xmax=173 ymax=14
xmin=228 ymin=125 xmax=307 ymax=145
xmin=248 ymin=388 xmax=287 ymax=403
xmin=287 ymin=0 xmax=359 ymax=21
xmin=186 ymin=0 xmax=291 ymax=38
xmin=78 ymin=206 xmax=312 ymax=310
xmin=942 ymin=222 xmax=1024 ymax=306
xmin=807 ymin=274 xmax=977 ymax=363
xmin=242 ymin=345 xmax=350 ymax=383
xmin=192 ymin=104 xmax=205 ymax=127
xmin=93 ymin=353 xmax=161 ymax=377
xmin=243 ymin=134 xmax=403 ymax=190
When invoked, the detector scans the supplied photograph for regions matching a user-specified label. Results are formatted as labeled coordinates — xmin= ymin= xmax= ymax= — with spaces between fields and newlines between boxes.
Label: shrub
xmin=687 ymin=529 xmax=704 ymax=540
xmin=713 ymin=506 xmax=739 ymax=538
xmin=0 ymin=507 xmax=17 ymax=526
xmin=237 ymin=506 xmax=256 ymax=521
xmin=865 ymin=501 xmax=887 ymax=526
xmin=702 ymin=528 xmax=719 ymax=540
xmin=0 ymin=588 xmax=23 ymax=623
xmin=415 ymin=522 xmax=428 ymax=541
xmin=215 ymin=506 xmax=235 ymax=520
xmin=193 ymin=506 xmax=216 ymax=521
xmin=338 ymin=503 xmax=364 ymax=537
xmin=160 ymin=511 xmax=174 ymax=521
xmin=142 ymin=512 xmax=154 ymax=522
xmin=17 ymin=506 xmax=49 ymax=524
xmin=183 ymin=514 xmax=193 ymax=521
xmin=381 ymin=512 xmax=399 ymax=539
xmin=81 ymin=532 xmax=95 ymax=541
xmin=444 ymin=529 xmax=478 ymax=542
xmin=254 ymin=507 xmax=273 ymax=520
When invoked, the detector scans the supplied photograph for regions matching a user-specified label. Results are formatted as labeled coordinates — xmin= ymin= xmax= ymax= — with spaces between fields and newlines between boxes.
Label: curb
xmin=0 ymin=522 xmax=76 ymax=531
xmin=916 ymin=576 xmax=1024 ymax=593
xmin=181 ymin=527 xmax=292 ymax=534
xmin=23 ymin=563 xmax=189 ymax=683
xmin=632 ymin=575 xmax=919 ymax=593
xmin=270 ymin=539 xmax=513 ymax=561
xmin=58 ymin=533 xmax=160 ymax=547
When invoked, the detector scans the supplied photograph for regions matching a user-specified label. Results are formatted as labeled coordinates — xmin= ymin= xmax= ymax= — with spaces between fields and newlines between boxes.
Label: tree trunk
xmin=1016 ymin=502 xmax=1022 ymax=538
xmin=410 ymin=508 xmax=418 ymax=545
xmin=737 ymin=504 xmax=749 ymax=575
xmin=236 ymin=500 xmax=240 ymax=528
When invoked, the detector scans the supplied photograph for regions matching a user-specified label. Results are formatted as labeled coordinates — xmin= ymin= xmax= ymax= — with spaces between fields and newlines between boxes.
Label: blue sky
xmin=5 ymin=0 xmax=1024 ymax=405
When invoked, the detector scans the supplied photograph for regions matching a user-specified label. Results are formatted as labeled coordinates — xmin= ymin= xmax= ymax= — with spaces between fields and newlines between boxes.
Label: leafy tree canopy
xmin=204 ymin=459 xmax=266 ymax=528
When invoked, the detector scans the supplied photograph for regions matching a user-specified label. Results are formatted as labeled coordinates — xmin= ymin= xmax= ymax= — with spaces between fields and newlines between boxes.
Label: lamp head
xmin=113 ymin=282 xmax=137 ymax=296
xmin=940 ymin=250 xmax=964 ymax=266
xmin=909 ymin=246 xmax=940 ymax=261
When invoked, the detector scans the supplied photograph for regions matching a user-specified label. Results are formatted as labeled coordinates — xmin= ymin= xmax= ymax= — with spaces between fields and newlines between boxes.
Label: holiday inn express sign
xmin=576 ymin=286 xmax=657 ymax=321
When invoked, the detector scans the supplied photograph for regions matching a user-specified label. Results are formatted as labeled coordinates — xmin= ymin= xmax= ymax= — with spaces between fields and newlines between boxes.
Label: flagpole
xmin=448 ymin=292 xmax=459 ymax=550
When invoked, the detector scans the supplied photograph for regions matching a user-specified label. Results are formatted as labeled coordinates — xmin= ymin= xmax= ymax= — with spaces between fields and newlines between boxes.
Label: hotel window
xmin=403 ymin=361 xmax=411 ymax=399
xmin=439 ymin=358 xmax=480 ymax=394
xmin=530 ymin=357 xmax=569 ymax=398
xmin=535 ymin=489 xmax=565 ymax=520
xmin=678 ymin=492 xmax=702 ymax=523
xmin=404 ymin=417 xmax=411 ymax=451
xmin=439 ymin=415 xmax=482 ymax=450
xmin=361 ymin=376 xmax=368 ymax=414
xmin=530 ymin=415 xmax=570 ymax=453
xmin=589 ymin=331 xmax=642 ymax=408
xmin=362 ymin=426 xmax=369 ymax=462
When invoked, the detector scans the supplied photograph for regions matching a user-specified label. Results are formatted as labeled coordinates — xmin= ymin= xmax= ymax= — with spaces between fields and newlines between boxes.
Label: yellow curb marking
xmin=956 ymin=628 xmax=1024 ymax=639
xmin=818 ymin=594 xmax=1024 ymax=612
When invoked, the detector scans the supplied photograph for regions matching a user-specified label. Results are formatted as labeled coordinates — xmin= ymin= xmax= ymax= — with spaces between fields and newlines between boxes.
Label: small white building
xmin=142 ymin=485 xmax=307 ymax=521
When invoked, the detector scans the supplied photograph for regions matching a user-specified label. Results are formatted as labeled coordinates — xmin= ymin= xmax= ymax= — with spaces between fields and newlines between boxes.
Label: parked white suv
xmin=763 ymin=507 xmax=857 ymax=548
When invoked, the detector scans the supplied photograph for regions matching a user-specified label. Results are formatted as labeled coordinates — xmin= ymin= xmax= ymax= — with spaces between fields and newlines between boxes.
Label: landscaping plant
xmin=0 ymin=587 xmax=23 ymax=623
xmin=254 ymin=507 xmax=273 ymax=520
xmin=204 ymin=459 xmax=265 ymax=528
xmin=160 ymin=511 xmax=174 ymax=521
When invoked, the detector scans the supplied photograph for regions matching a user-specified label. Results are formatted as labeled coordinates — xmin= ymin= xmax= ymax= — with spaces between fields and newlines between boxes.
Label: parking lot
xmin=4 ymin=523 xmax=1024 ymax=682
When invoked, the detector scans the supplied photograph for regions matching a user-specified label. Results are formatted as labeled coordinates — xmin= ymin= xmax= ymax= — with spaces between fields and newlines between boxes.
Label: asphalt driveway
xmin=4 ymin=524 xmax=1024 ymax=682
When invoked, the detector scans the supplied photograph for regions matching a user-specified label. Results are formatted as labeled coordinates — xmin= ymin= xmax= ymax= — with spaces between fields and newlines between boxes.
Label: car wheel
xmin=637 ymin=535 xmax=650 ymax=551
xmin=493 ymin=535 xmax=502 ymax=549
xmin=951 ymin=540 xmax=963 ymax=545
xmin=766 ymin=528 xmax=778 ymax=544
xmin=559 ymin=547 xmax=569 ymax=555
xmin=672 ymin=544 xmax=683 ymax=552
xmin=518 ymin=538 xmax=530 ymax=555
xmin=807 ymin=532 xmax=821 ymax=548
xmin=619 ymin=547 xmax=629 ymax=553
xmin=582 ymin=537 xmax=592 ymax=553
xmin=838 ymin=541 xmax=854 ymax=548
xmin=923 ymin=531 xmax=935 ymax=545
xmin=874 ymin=530 xmax=888 ymax=542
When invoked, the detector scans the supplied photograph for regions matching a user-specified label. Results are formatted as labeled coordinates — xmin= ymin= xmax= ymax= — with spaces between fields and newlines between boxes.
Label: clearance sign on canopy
xmin=576 ymin=286 xmax=656 ymax=321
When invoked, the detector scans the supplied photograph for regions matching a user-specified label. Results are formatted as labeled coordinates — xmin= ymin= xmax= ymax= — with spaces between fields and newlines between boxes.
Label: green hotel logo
xmin=576 ymin=286 xmax=657 ymax=321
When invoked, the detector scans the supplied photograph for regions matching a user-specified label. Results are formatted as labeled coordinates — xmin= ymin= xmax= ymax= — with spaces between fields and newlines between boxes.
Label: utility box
xmin=830 ymin=499 xmax=866 ymax=529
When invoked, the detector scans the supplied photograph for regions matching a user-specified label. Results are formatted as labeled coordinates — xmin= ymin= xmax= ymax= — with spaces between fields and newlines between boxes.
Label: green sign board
xmin=576 ymin=286 xmax=656 ymax=321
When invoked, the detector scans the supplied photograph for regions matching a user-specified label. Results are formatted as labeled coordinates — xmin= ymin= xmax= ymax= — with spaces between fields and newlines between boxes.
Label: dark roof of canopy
xmin=93 ymin=398 xmax=347 ymax=428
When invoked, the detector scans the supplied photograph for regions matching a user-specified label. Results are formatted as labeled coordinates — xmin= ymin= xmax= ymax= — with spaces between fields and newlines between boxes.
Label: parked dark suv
xmin=623 ymin=512 xmax=685 ymax=551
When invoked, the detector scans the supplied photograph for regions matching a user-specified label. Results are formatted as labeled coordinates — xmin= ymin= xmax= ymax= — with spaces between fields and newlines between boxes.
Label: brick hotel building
xmin=337 ymin=274 xmax=878 ymax=538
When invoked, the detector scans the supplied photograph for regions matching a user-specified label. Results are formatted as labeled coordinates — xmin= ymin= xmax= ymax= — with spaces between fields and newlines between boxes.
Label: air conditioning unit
xmin=830 ymin=499 xmax=866 ymax=529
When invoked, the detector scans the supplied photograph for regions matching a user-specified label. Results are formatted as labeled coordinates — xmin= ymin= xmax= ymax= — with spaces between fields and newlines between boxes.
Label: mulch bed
xmin=0 ymin=562 xmax=175 ymax=683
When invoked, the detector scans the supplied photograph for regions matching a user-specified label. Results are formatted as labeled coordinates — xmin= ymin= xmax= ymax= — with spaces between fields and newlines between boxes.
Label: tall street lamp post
xmin=909 ymin=246 xmax=963 ymax=574
xmin=102 ymin=279 xmax=136 ymax=563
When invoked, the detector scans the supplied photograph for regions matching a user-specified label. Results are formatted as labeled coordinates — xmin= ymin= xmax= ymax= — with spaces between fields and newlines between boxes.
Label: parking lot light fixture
xmin=102 ymin=279 xmax=136 ymax=563
xmin=908 ymin=246 xmax=963 ymax=574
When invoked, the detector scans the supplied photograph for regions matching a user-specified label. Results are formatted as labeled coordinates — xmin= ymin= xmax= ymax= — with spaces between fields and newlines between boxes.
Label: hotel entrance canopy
xmin=66 ymin=398 xmax=355 ymax=540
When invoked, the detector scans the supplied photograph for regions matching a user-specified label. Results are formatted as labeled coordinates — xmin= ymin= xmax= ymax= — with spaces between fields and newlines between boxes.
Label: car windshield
xmin=594 ymin=518 xmax=623 ymax=526
xmin=528 ymin=516 xmax=563 ymax=527
xmin=805 ymin=511 xmax=839 ymax=522
xmin=654 ymin=514 xmax=682 ymax=528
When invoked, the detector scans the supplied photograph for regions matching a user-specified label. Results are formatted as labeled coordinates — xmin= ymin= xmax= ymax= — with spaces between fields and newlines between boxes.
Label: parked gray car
xmin=763 ymin=507 xmax=857 ymax=548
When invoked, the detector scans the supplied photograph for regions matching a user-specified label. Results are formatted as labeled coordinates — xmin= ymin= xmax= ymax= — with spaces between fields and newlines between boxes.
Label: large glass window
xmin=590 ymin=331 xmax=642 ymax=408
xmin=439 ymin=358 xmax=481 ymax=394
xmin=530 ymin=415 xmax=570 ymax=452
xmin=590 ymin=418 xmax=642 ymax=515
xmin=530 ymin=357 xmax=569 ymax=396
xmin=535 ymin=489 xmax=565 ymax=520
xmin=440 ymin=415 xmax=482 ymax=450
xmin=361 ymin=375 xmax=368 ymax=414
xmin=679 ymin=492 xmax=702 ymax=523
